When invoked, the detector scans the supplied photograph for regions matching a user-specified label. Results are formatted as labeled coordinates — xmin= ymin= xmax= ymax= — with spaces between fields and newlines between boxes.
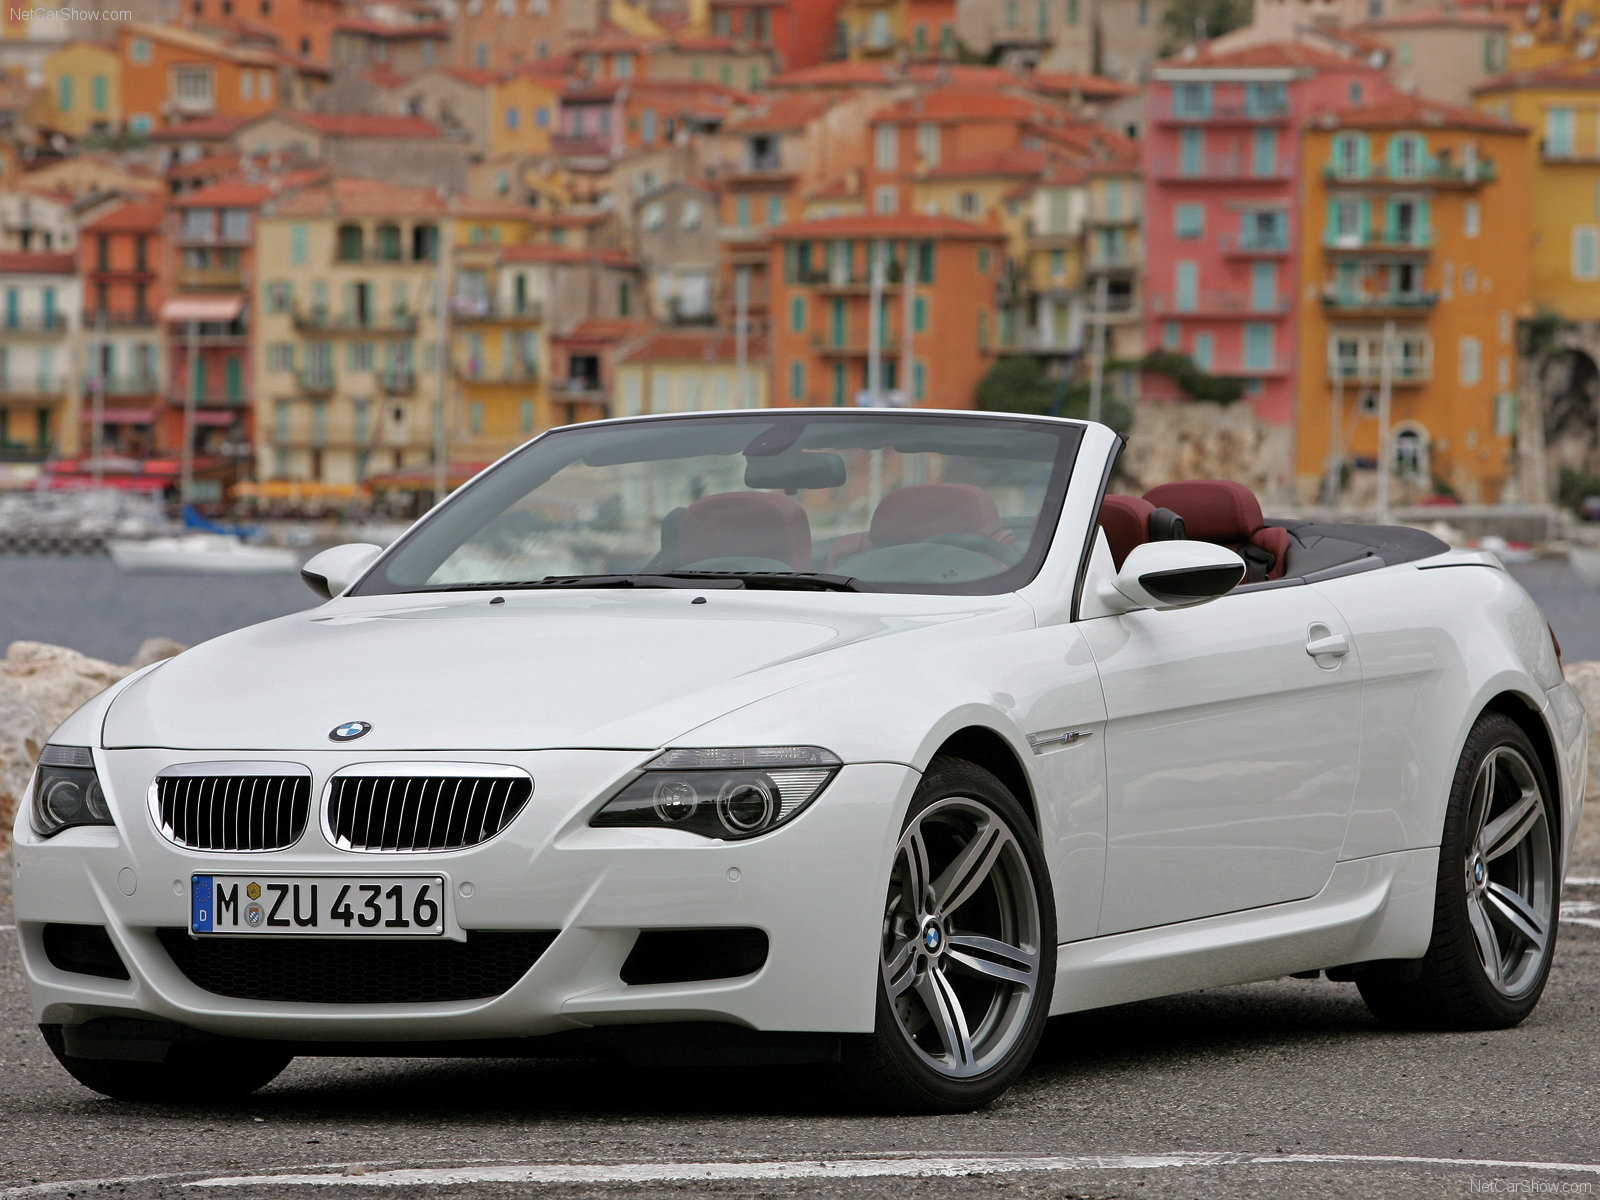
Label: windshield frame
xmin=349 ymin=409 xmax=1087 ymax=599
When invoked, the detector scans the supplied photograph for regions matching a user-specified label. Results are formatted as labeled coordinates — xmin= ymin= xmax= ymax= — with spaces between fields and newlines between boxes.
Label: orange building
xmin=767 ymin=213 xmax=1006 ymax=409
xmin=184 ymin=0 xmax=345 ymax=63
xmin=79 ymin=200 xmax=167 ymax=458
xmin=117 ymin=24 xmax=298 ymax=134
xmin=1295 ymin=96 xmax=1532 ymax=503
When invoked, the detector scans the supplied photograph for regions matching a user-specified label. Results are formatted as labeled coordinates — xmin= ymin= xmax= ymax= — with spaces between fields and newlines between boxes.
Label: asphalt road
xmin=4 ymin=827 xmax=1600 ymax=1200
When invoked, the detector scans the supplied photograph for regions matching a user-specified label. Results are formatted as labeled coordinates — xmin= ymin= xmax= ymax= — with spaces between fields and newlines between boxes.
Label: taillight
xmin=1549 ymin=622 xmax=1563 ymax=667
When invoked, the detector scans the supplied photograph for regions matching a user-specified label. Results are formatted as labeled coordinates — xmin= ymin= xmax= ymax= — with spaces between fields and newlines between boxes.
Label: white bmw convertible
xmin=11 ymin=409 xmax=1588 ymax=1112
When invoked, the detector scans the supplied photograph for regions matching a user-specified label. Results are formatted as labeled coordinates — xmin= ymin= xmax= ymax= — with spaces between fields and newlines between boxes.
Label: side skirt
xmin=1049 ymin=847 xmax=1439 ymax=1016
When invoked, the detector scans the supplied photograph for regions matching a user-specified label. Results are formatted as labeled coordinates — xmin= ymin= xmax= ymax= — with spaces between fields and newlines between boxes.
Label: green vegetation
xmin=1160 ymin=0 xmax=1254 ymax=52
xmin=1559 ymin=466 xmax=1600 ymax=512
xmin=1138 ymin=349 xmax=1244 ymax=404
xmin=975 ymin=356 xmax=1131 ymax=433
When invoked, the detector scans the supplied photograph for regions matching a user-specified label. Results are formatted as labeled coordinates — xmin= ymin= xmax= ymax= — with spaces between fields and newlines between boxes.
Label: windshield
xmin=356 ymin=412 xmax=1083 ymax=597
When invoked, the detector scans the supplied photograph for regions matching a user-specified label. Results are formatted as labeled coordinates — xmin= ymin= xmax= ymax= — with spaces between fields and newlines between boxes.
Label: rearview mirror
xmin=1099 ymin=541 xmax=1246 ymax=613
xmin=301 ymin=543 xmax=383 ymax=600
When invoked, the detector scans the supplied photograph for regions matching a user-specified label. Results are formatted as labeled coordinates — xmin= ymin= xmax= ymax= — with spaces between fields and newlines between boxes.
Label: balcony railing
xmin=1328 ymin=359 xmax=1433 ymax=385
xmin=173 ymin=228 xmax=252 ymax=248
xmin=1321 ymin=289 xmax=1439 ymax=314
xmin=1151 ymin=155 xmax=1290 ymax=182
xmin=0 ymin=314 xmax=68 ymax=334
xmin=83 ymin=309 xmax=159 ymax=328
xmin=1220 ymin=233 xmax=1291 ymax=256
xmin=166 ymin=391 xmax=250 ymax=407
xmin=457 ymin=361 xmax=540 ymax=384
xmin=1086 ymin=247 xmax=1141 ymax=271
xmin=88 ymin=374 xmax=162 ymax=396
xmin=379 ymin=370 xmax=417 ymax=395
xmin=449 ymin=296 xmax=544 ymax=323
xmin=0 ymin=376 xmax=70 ymax=398
xmin=1157 ymin=98 xmax=1291 ymax=123
xmin=1148 ymin=292 xmax=1291 ymax=317
xmin=1323 ymin=231 xmax=1433 ymax=252
xmin=293 ymin=306 xmax=420 ymax=335
xmin=552 ymin=376 xmax=606 ymax=400
xmin=811 ymin=335 xmax=902 ymax=354
xmin=1537 ymin=140 xmax=1600 ymax=164
xmin=297 ymin=371 xmax=336 ymax=395
xmin=172 ymin=263 xmax=246 ymax=289
xmin=1323 ymin=160 xmax=1497 ymax=185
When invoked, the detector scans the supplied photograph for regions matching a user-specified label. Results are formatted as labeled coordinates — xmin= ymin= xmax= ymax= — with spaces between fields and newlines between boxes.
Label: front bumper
xmin=12 ymin=748 xmax=918 ymax=1043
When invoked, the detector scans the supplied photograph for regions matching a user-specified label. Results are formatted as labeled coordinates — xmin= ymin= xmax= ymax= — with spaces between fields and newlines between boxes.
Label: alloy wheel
xmin=880 ymin=796 xmax=1042 ymax=1079
xmin=1462 ymin=745 xmax=1555 ymax=998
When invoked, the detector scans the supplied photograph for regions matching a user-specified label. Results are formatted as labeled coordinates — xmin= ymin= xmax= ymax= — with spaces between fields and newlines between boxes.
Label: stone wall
xmin=1116 ymin=399 xmax=1296 ymax=506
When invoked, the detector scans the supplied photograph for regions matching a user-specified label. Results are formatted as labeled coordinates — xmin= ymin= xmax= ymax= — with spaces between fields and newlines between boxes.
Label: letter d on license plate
xmin=191 ymin=874 xmax=446 ymax=936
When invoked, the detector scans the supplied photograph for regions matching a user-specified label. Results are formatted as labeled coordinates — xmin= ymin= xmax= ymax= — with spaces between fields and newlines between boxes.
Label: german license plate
xmin=191 ymin=874 xmax=445 ymax=936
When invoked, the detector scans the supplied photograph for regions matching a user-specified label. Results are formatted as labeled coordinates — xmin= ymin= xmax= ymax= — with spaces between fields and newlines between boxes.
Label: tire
xmin=840 ymin=757 xmax=1056 ymax=1113
xmin=1359 ymin=712 xmax=1559 ymax=1030
xmin=41 ymin=1025 xmax=293 ymax=1102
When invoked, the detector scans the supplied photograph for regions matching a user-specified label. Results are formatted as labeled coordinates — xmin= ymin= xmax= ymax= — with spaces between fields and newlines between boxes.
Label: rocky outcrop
xmin=1116 ymin=400 xmax=1296 ymax=507
xmin=0 ymin=639 xmax=187 ymax=851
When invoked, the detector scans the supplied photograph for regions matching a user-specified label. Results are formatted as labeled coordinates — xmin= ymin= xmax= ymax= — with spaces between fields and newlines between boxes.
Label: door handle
xmin=1305 ymin=631 xmax=1351 ymax=659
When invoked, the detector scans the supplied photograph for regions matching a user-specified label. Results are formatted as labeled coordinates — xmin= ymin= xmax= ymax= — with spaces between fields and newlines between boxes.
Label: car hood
xmin=101 ymin=589 xmax=1029 ymax=751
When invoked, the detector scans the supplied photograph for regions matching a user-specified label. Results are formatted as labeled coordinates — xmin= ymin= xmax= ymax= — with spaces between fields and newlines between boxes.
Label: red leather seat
xmin=1141 ymin=479 xmax=1289 ymax=581
xmin=676 ymin=492 xmax=813 ymax=571
xmin=826 ymin=483 xmax=1014 ymax=570
xmin=1097 ymin=495 xmax=1156 ymax=569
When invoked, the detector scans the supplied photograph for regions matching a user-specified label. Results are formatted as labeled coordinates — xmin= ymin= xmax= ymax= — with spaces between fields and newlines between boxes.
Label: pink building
xmin=1142 ymin=43 xmax=1394 ymax=425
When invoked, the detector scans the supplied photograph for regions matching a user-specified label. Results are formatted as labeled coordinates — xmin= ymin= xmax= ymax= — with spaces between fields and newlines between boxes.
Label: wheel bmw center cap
xmin=923 ymin=922 xmax=943 ymax=954
xmin=329 ymin=721 xmax=372 ymax=742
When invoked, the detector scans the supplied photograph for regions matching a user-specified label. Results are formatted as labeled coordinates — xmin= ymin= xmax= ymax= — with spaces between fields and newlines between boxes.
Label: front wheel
xmin=1359 ymin=712 xmax=1559 ymax=1030
xmin=841 ymin=758 xmax=1056 ymax=1112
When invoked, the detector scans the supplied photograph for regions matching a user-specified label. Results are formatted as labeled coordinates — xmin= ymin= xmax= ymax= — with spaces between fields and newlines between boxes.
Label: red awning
xmin=161 ymin=295 xmax=244 ymax=323
xmin=191 ymin=410 xmax=243 ymax=427
xmin=81 ymin=408 xmax=159 ymax=425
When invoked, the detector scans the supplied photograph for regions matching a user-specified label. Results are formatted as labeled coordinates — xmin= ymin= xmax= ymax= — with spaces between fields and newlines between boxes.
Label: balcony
xmin=0 ymin=314 xmax=69 ymax=336
xmin=1086 ymin=247 xmax=1141 ymax=272
xmin=811 ymin=335 xmax=901 ymax=355
xmin=1151 ymin=155 xmax=1291 ymax=182
xmin=1323 ymin=231 xmax=1433 ymax=255
xmin=551 ymin=376 xmax=607 ymax=402
xmin=456 ymin=361 xmax=540 ymax=384
xmin=1085 ymin=211 xmax=1140 ymax=228
xmin=997 ymin=330 xmax=1082 ymax=356
xmin=1196 ymin=358 xmax=1290 ymax=378
xmin=1148 ymin=292 xmax=1291 ymax=318
xmin=166 ymin=391 xmax=251 ymax=407
xmin=1156 ymin=98 xmax=1291 ymax=125
xmin=83 ymin=308 xmax=159 ymax=329
xmin=1537 ymin=140 xmax=1600 ymax=164
xmin=1321 ymin=289 xmax=1439 ymax=317
xmin=1324 ymin=160 xmax=1497 ymax=186
xmin=449 ymin=296 xmax=544 ymax=323
xmin=293 ymin=306 xmax=420 ymax=335
xmin=89 ymin=374 xmax=162 ymax=397
xmin=551 ymin=135 xmax=611 ymax=158
xmin=297 ymin=371 xmax=336 ymax=396
xmin=0 ymin=376 xmax=70 ymax=399
xmin=1220 ymin=233 xmax=1291 ymax=257
xmin=1328 ymin=359 xmax=1433 ymax=386
xmin=173 ymin=228 xmax=252 ymax=248
xmin=172 ymin=263 xmax=246 ymax=289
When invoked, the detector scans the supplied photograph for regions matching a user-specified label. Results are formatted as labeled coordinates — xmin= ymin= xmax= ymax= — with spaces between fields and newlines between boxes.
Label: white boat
xmin=1569 ymin=544 xmax=1600 ymax=588
xmin=108 ymin=534 xmax=300 ymax=575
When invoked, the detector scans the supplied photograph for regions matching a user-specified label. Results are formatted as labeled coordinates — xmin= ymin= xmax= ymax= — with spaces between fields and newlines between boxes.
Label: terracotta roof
xmin=1474 ymin=58 xmax=1600 ymax=93
xmin=436 ymin=66 xmax=502 ymax=86
xmin=878 ymin=86 xmax=1065 ymax=124
xmin=617 ymin=327 xmax=769 ymax=364
xmin=260 ymin=111 xmax=447 ymax=138
xmin=0 ymin=252 xmax=76 ymax=275
xmin=264 ymin=175 xmax=450 ymax=217
xmin=173 ymin=167 xmax=325 ymax=208
xmin=449 ymin=194 xmax=539 ymax=218
xmin=335 ymin=18 xmax=448 ymax=37
xmin=1028 ymin=71 xmax=1139 ymax=99
xmin=770 ymin=213 xmax=1004 ymax=240
xmin=120 ymin=21 xmax=282 ymax=65
xmin=165 ymin=151 xmax=242 ymax=180
xmin=362 ymin=63 xmax=414 ymax=89
xmin=145 ymin=114 xmax=252 ymax=142
xmin=1310 ymin=94 xmax=1526 ymax=132
xmin=81 ymin=200 xmax=165 ymax=233
xmin=723 ymin=91 xmax=836 ymax=133
xmin=555 ymin=317 xmax=654 ymax=343
xmin=768 ymin=62 xmax=1019 ymax=90
xmin=1160 ymin=40 xmax=1382 ymax=71
xmin=923 ymin=149 xmax=1051 ymax=180
xmin=499 ymin=244 xmax=634 ymax=267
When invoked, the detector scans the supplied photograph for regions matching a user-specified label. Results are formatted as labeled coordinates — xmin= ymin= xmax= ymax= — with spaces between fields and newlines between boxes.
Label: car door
xmin=1080 ymin=584 xmax=1363 ymax=935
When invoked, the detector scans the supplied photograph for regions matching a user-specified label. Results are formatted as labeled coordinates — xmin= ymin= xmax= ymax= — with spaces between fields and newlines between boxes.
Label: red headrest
xmin=1097 ymin=495 xmax=1154 ymax=570
xmin=677 ymin=492 xmax=813 ymax=571
xmin=870 ymin=483 xmax=1008 ymax=547
xmin=1142 ymin=480 xmax=1264 ymax=545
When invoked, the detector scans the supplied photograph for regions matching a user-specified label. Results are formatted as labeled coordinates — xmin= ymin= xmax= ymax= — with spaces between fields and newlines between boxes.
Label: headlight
xmin=591 ymin=746 xmax=841 ymax=840
xmin=30 ymin=745 xmax=113 ymax=838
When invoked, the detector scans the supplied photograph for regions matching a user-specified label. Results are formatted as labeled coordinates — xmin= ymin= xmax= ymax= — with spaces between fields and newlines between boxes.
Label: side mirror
xmin=300 ymin=543 xmax=383 ymax=600
xmin=1099 ymin=540 xmax=1246 ymax=613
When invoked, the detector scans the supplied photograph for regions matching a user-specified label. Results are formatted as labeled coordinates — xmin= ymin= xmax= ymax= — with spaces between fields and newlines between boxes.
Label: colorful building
xmin=1474 ymin=61 xmax=1600 ymax=321
xmin=707 ymin=0 xmax=844 ymax=73
xmin=1083 ymin=159 xmax=1144 ymax=364
xmin=614 ymin=327 xmax=771 ymax=416
xmin=767 ymin=213 xmax=1006 ymax=408
xmin=42 ymin=42 xmax=120 ymax=139
xmin=253 ymin=177 xmax=447 ymax=486
xmin=185 ymin=0 xmax=346 ymax=63
xmin=116 ymin=24 xmax=302 ymax=134
xmin=1295 ymin=96 xmax=1531 ymax=503
xmin=838 ymin=0 xmax=959 ymax=60
xmin=1143 ymin=42 xmax=1394 ymax=426
xmin=79 ymin=200 xmax=166 ymax=459
xmin=0 ymin=251 xmax=81 ymax=467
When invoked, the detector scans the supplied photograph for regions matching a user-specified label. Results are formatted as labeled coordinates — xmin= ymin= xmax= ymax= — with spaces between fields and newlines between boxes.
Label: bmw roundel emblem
xmin=923 ymin=925 xmax=942 ymax=952
xmin=330 ymin=721 xmax=372 ymax=742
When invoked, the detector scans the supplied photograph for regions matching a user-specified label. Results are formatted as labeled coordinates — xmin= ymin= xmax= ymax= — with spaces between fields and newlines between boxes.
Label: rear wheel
xmin=1359 ymin=713 xmax=1558 ymax=1030
xmin=841 ymin=758 xmax=1055 ymax=1112
xmin=41 ymin=1025 xmax=292 ymax=1102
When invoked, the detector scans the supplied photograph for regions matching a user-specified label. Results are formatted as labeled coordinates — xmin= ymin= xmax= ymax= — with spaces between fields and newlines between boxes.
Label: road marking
xmin=179 ymin=1152 xmax=1600 ymax=1191
xmin=1566 ymin=877 xmax=1600 ymax=887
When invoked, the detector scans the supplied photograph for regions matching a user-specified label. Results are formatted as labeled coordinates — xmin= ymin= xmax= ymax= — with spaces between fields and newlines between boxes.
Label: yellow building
xmin=449 ymin=244 xmax=549 ymax=462
xmin=1297 ymin=96 xmax=1532 ymax=504
xmin=614 ymin=328 xmax=770 ymax=417
xmin=1083 ymin=160 xmax=1144 ymax=364
xmin=1475 ymin=61 xmax=1600 ymax=321
xmin=253 ymin=179 xmax=449 ymax=486
xmin=42 ymin=42 xmax=119 ymax=139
